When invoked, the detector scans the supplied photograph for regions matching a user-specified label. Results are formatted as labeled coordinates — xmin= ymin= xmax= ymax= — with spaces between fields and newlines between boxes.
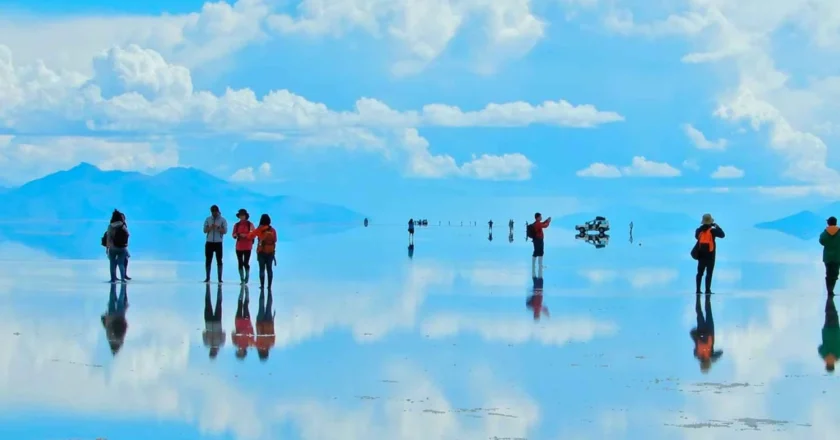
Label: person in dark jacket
xmin=819 ymin=216 xmax=840 ymax=297
xmin=694 ymin=213 xmax=725 ymax=294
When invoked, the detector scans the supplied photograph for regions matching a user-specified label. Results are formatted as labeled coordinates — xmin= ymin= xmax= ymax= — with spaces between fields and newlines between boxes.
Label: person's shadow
xmin=819 ymin=296 xmax=838 ymax=373
xmin=690 ymin=293 xmax=723 ymax=373
xmin=203 ymin=284 xmax=225 ymax=360
xmin=526 ymin=276 xmax=549 ymax=321
xmin=256 ymin=288 xmax=276 ymax=362
xmin=101 ymin=282 xmax=128 ymax=356
xmin=408 ymin=244 xmax=414 ymax=259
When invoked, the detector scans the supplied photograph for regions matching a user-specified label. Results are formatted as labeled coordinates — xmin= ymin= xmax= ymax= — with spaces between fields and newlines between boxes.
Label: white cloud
xmin=420 ymin=314 xmax=618 ymax=346
xmin=0 ymin=135 xmax=178 ymax=184
xmin=230 ymin=162 xmax=272 ymax=182
xmin=577 ymin=157 xmax=680 ymax=178
xmin=576 ymin=162 xmax=622 ymax=178
xmin=579 ymin=268 xmax=678 ymax=289
xmin=711 ymin=165 xmax=745 ymax=179
xmin=682 ymin=159 xmax=700 ymax=170
xmin=683 ymin=124 xmax=728 ymax=150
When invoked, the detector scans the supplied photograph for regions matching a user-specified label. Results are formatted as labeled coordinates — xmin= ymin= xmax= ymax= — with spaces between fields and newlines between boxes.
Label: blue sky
xmin=1 ymin=0 xmax=839 ymax=221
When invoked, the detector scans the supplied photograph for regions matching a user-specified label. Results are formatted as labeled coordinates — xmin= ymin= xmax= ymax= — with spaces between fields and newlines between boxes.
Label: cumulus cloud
xmin=230 ymin=161 xmax=272 ymax=182
xmin=711 ymin=165 xmax=744 ymax=179
xmin=683 ymin=124 xmax=727 ymax=150
xmin=576 ymin=157 xmax=680 ymax=178
xmin=421 ymin=314 xmax=618 ymax=346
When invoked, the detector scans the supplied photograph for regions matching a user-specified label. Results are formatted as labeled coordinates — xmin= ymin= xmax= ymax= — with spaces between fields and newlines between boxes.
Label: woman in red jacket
xmin=248 ymin=214 xmax=278 ymax=290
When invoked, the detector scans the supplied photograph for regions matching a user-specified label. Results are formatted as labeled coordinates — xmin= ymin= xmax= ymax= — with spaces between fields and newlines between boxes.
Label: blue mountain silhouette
xmin=755 ymin=209 xmax=829 ymax=239
xmin=0 ymin=163 xmax=365 ymax=259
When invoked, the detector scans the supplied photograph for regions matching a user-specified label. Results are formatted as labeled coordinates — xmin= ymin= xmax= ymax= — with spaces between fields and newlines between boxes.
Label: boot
xmin=217 ymin=263 xmax=223 ymax=283
xmin=704 ymin=275 xmax=713 ymax=294
xmin=204 ymin=264 xmax=211 ymax=283
xmin=695 ymin=274 xmax=702 ymax=294
xmin=244 ymin=267 xmax=250 ymax=284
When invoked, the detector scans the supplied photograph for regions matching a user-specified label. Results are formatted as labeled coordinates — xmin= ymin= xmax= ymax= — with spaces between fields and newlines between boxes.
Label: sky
xmin=1 ymin=0 xmax=840 ymax=220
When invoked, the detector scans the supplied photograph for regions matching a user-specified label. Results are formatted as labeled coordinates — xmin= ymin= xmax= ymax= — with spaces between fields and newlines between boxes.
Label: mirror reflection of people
xmin=202 ymin=284 xmax=225 ymax=360
xmin=508 ymin=232 xmax=514 ymax=243
xmin=256 ymin=289 xmax=276 ymax=362
xmin=231 ymin=285 xmax=254 ymax=361
xmin=819 ymin=296 xmax=838 ymax=373
xmin=690 ymin=293 xmax=723 ymax=373
xmin=488 ymin=231 xmax=493 ymax=242
xmin=408 ymin=244 xmax=414 ymax=259
xmin=101 ymin=283 xmax=129 ymax=356
xmin=526 ymin=276 xmax=549 ymax=321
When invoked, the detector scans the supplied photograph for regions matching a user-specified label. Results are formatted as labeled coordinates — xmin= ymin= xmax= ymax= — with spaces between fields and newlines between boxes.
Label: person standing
xmin=119 ymin=212 xmax=132 ymax=281
xmin=693 ymin=213 xmax=725 ymax=294
xmin=408 ymin=218 xmax=415 ymax=245
xmin=232 ymin=209 xmax=255 ymax=284
xmin=509 ymin=219 xmax=514 ymax=234
xmin=819 ymin=216 xmax=840 ymax=297
xmin=247 ymin=214 xmax=278 ymax=290
xmin=105 ymin=210 xmax=129 ymax=283
xmin=203 ymin=205 xmax=227 ymax=283
xmin=527 ymin=212 xmax=551 ymax=277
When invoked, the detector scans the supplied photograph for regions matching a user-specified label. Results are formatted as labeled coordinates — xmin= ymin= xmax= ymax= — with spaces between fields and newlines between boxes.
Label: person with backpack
xmin=692 ymin=213 xmax=725 ymax=294
xmin=103 ymin=209 xmax=129 ymax=283
xmin=819 ymin=216 xmax=840 ymax=297
xmin=203 ymin=205 xmax=228 ymax=283
xmin=526 ymin=212 xmax=552 ymax=276
xmin=231 ymin=209 xmax=255 ymax=284
xmin=247 ymin=214 xmax=278 ymax=290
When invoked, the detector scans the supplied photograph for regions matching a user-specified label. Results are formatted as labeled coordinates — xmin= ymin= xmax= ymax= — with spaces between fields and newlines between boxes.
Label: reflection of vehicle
xmin=576 ymin=233 xmax=609 ymax=249
xmin=576 ymin=216 xmax=609 ymax=236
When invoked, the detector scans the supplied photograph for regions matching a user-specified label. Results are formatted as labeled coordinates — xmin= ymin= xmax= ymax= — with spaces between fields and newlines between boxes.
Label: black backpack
xmin=526 ymin=223 xmax=536 ymax=239
xmin=112 ymin=227 xmax=129 ymax=248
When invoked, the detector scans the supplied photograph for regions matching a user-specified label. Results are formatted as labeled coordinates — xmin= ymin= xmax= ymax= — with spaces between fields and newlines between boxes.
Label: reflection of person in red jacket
xmin=231 ymin=285 xmax=255 ymax=360
xmin=256 ymin=289 xmax=276 ymax=362
xmin=691 ymin=293 xmax=723 ymax=373
xmin=526 ymin=276 xmax=549 ymax=321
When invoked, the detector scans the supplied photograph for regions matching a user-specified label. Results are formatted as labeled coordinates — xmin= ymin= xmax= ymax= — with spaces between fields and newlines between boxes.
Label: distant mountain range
xmin=0 ymin=163 xmax=365 ymax=259
xmin=755 ymin=207 xmax=835 ymax=239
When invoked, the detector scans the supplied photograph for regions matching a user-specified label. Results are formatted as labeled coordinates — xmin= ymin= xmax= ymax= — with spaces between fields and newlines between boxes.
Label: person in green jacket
xmin=818 ymin=216 xmax=840 ymax=296
xmin=819 ymin=296 xmax=838 ymax=373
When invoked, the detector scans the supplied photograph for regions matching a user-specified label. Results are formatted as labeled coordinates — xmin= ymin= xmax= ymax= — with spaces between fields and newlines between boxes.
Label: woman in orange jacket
xmin=247 ymin=214 xmax=278 ymax=290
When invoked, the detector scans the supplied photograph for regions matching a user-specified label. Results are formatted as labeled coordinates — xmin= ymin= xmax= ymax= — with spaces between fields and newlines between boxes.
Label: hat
xmin=236 ymin=209 xmax=249 ymax=219
xmin=701 ymin=213 xmax=714 ymax=225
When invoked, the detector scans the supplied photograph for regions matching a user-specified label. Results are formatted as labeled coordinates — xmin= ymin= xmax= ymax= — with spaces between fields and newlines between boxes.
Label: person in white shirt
xmin=203 ymin=205 xmax=228 ymax=283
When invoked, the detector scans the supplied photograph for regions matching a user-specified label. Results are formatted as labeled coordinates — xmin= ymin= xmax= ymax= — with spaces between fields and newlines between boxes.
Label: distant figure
xmin=364 ymin=218 xmax=369 ymax=227
xmin=819 ymin=216 xmax=840 ymax=297
xmin=101 ymin=282 xmax=128 ymax=356
xmin=629 ymin=221 xmax=634 ymax=244
xmin=526 ymin=277 xmax=549 ymax=321
xmin=692 ymin=213 xmax=725 ymax=294
xmin=247 ymin=214 xmax=278 ymax=290
xmin=526 ymin=212 xmax=552 ymax=276
xmin=509 ymin=219 xmax=514 ymax=233
xmin=119 ymin=212 xmax=132 ymax=281
xmin=461 ymin=221 xmax=463 ymax=226
xmin=690 ymin=293 xmax=723 ymax=373
xmin=508 ymin=232 xmax=514 ymax=243
xmin=202 ymin=284 xmax=225 ymax=360
xmin=819 ymin=296 xmax=838 ymax=373
xmin=488 ymin=231 xmax=493 ymax=242
xmin=488 ymin=220 xmax=493 ymax=230
xmin=256 ymin=288 xmax=276 ymax=362
xmin=104 ymin=209 xmax=129 ymax=283
xmin=408 ymin=218 xmax=415 ymax=245
xmin=524 ymin=221 xmax=529 ymax=241
xmin=203 ymin=205 xmax=228 ymax=283
xmin=232 ymin=285 xmax=254 ymax=360
xmin=408 ymin=244 xmax=414 ymax=259
xmin=232 ymin=209 xmax=255 ymax=284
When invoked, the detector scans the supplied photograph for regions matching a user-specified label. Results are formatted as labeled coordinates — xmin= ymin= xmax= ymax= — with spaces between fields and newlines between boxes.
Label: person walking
xmin=692 ymin=213 xmax=725 ymax=294
xmin=247 ymin=214 xmax=278 ymax=290
xmin=232 ymin=209 xmax=255 ymax=284
xmin=104 ymin=209 xmax=129 ymax=283
xmin=820 ymin=216 xmax=840 ymax=297
xmin=203 ymin=205 xmax=228 ymax=283
xmin=526 ymin=212 xmax=551 ymax=277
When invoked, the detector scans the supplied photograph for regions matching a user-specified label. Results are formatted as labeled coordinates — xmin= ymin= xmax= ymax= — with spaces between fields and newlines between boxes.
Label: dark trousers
xmin=826 ymin=296 xmax=838 ymax=328
xmin=532 ymin=238 xmax=544 ymax=257
xmin=257 ymin=252 xmax=275 ymax=289
xmin=257 ymin=289 xmax=274 ymax=323
xmin=237 ymin=288 xmax=250 ymax=319
xmin=695 ymin=292 xmax=714 ymax=334
xmin=205 ymin=242 xmax=223 ymax=281
xmin=236 ymin=250 xmax=251 ymax=271
xmin=204 ymin=284 xmax=222 ymax=322
xmin=696 ymin=256 xmax=715 ymax=293
xmin=825 ymin=262 xmax=840 ymax=295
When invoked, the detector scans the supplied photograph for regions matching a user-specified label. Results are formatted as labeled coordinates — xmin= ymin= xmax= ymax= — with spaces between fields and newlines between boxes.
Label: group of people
xmin=203 ymin=205 xmax=278 ymax=289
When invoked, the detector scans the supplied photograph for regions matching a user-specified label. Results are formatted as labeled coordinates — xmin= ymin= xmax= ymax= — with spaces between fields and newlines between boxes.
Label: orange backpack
xmin=258 ymin=227 xmax=277 ymax=254
xmin=697 ymin=228 xmax=715 ymax=253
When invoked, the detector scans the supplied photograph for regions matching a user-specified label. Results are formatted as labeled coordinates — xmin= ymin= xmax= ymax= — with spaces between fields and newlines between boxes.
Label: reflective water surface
xmin=0 ymin=225 xmax=836 ymax=439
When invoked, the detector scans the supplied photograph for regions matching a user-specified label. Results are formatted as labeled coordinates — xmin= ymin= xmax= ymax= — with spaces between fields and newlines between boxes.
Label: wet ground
xmin=0 ymin=225 xmax=835 ymax=439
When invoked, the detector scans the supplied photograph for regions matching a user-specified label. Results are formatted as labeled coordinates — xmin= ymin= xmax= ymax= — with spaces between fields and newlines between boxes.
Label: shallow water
xmin=0 ymin=224 xmax=835 ymax=439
